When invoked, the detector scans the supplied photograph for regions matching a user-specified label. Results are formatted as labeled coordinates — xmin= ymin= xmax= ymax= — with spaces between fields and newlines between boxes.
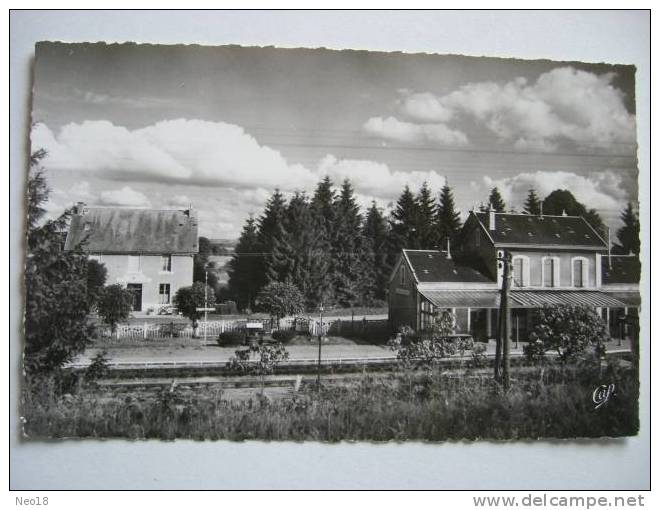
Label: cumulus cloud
xmin=317 ymin=155 xmax=446 ymax=198
xmin=398 ymin=92 xmax=454 ymax=123
xmin=99 ymin=186 xmax=151 ymax=207
xmin=362 ymin=116 xmax=468 ymax=146
xmin=32 ymin=119 xmax=449 ymax=203
xmin=481 ymin=170 xmax=628 ymax=214
xmin=369 ymin=67 xmax=636 ymax=152
xmin=31 ymin=119 xmax=316 ymax=189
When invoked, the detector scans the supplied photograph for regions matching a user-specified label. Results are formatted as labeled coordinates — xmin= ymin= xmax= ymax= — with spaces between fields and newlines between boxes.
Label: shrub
xmin=84 ymin=350 xmax=111 ymax=384
xmin=97 ymin=284 xmax=134 ymax=335
xmin=271 ymin=329 xmax=297 ymax=343
xmin=217 ymin=330 xmax=245 ymax=346
xmin=526 ymin=304 xmax=609 ymax=363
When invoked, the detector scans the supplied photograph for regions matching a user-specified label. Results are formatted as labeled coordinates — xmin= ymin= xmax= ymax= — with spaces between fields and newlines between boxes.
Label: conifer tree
xmin=614 ymin=202 xmax=640 ymax=255
xmin=227 ymin=216 xmax=262 ymax=310
xmin=333 ymin=179 xmax=373 ymax=307
xmin=488 ymin=187 xmax=506 ymax=212
xmin=256 ymin=189 xmax=287 ymax=290
xmin=436 ymin=182 xmax=462 ymax=245
xmin=363 ymin=201 xmax=390 ymax=302
xmin=523 ymin=188 xmax=541 ymax=215
xmin=310 ymin=176 xmax=337 ymax=305
xmin=388 ymin=185 xmax=420 ymax=263
xmin=415 ymin=181 xmax=438 ymax=248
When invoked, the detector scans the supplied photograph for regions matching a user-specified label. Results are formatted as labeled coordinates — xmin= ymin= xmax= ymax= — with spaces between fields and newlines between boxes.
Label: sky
xmin=30 ymin=42 xmax=639 ymax=239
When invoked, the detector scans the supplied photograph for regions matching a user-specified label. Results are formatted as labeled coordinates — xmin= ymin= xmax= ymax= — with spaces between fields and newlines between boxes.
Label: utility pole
xmin=204 ymin=270 xmax=208 ymax=340
xmin=317 ymin=303 xmax=324 ymax=391
xmin=495 ymin=250 xmax=512 ymax=389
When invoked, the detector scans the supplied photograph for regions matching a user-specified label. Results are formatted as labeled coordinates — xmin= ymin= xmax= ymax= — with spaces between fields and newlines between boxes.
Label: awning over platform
xmin=419 ymin=289 xmax=627 ymax=309
xmin=419 ymin=289 xmax=501 ymax=308
xmin=510 ymin=291 xmax=626 ymax=308
xmin=602 ymin=291 xmax=641 ymax=307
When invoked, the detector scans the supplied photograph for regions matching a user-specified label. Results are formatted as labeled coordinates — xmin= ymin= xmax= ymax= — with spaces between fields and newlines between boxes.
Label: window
xmin=543 ymin=257 xmax=558 ymax=287
xmin=161 ymin=254 xmax=172 ymax=272
xmin=159 ymin=283 xmax=171 ymax=305
xmin=513 ymin=257 xmax=524 ymax=287
xmin=572 ymin=257 xmax=588 ymax=288
xmin=127 ymin=255 xmax=140 ymax=272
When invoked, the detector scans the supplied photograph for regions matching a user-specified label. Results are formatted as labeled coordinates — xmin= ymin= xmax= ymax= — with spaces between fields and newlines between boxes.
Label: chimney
xmin=489 ymin=207 xmax=496 ymax=231
xmin=446 ymin=237 xmax=452 ymax=259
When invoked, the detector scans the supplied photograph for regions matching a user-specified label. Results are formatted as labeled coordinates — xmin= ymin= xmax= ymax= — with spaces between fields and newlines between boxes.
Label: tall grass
xmin=21 ymin=360 xmax=638 ymax=441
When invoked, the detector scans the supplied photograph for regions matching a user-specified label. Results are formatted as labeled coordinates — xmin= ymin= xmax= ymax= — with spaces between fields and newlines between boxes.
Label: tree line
xmin=224 ymin=177 xmax=641 ymax=312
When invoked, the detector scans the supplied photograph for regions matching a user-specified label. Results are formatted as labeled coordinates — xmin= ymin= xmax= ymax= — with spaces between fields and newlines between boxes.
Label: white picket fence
xmin=97 ymin=316 xmax=388 ymax=343
xmin=98 ymin=320 xmax=244 ymax=343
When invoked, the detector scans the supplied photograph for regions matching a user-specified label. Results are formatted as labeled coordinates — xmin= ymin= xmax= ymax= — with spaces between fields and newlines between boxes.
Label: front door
xmin=127 ymin=283 xmax=143 ymax=312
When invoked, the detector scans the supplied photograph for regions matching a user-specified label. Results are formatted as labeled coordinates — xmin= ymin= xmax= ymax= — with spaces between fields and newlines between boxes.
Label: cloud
xmin=398 ymin=91 xmax=454 ymax=123
xmin=31 ymin=119 xmax=316 ymax=189
xmin=370 ymin=67 xmax=636 ymax=152
xmin=99 ymin=186 xmax=151 ymax=207
xmin=32 ymin=119 xmax=450 ymax=203
xmin=166 ymin=194 xmax=192 ymax=208
xmin=317 ymin=155 xmax=446 ymax=198
xmin=481 ymin=170 xmax=628 ymax=215
xmin=362 ymin=116 xmax=468 ymax=146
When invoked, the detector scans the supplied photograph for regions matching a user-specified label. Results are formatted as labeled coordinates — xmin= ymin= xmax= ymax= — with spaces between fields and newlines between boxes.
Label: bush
xmin=217 ymin=330 xmax=245 ymax=346
xmin=271 ymin=329 xmax=297 ymax=343
xmin=526 ymin=304 xmax=609 ymax=363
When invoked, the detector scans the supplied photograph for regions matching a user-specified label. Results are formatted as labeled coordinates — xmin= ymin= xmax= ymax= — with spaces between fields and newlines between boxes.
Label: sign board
xmin=195 ymin=307 xmax=216 ymax=312
xmin=246 ymin=321 xmax=264 ymax=329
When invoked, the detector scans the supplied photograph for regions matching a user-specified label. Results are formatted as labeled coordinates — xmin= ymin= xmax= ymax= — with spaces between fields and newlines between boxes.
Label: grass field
xmin=22 ymin=357 xmax=638 ymax=441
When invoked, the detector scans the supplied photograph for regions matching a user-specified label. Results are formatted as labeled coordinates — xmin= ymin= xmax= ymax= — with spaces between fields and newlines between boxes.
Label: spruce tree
xmin=388 ymin=185 xmax=420 ymax=262
xmin=523 ymin=188 xmax=541 ymax=215
xmin=488 ymin=187 xmax=506 ymax=212
xmin=363 ymin=201 xmax=390 ymax=302
xmin=333 ymin=179 xmax=373 ymax=307
xmin=614 ymin=202 xmax=640 ymax=255
xmin=310 ymin=176 xmax=337 ymax=306
xmin=227 ymin=216 xmax=262 ymax=310
xmin=256 ymin=189 xmax=287 ymax=290
xmin=436 ymin=182 xmax=462 ymax=246
xmin=415 ymin=181 xmax=438 ymax=248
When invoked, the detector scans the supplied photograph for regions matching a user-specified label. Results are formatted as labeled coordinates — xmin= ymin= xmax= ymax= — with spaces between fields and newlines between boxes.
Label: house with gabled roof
xmin=64 ymin=203 xmax=199 ymax=314
xmin=388 ymin=210 xmax=638 ymax=343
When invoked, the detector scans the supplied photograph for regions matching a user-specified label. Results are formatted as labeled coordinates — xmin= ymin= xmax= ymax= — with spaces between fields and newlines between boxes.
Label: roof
xmin=602 ymin=255 xmax=641 ymax=284
xmin=603 ymin=291 xmax=641 ymax=307
xmin=64 ymin=207 xmax=199 ymax=254
xmin=472 ymin=212 xmax=607 ymax=249
xmin=419 ymin=289 xmax=626 ymax=309
xmin=403 ymin=250 xmax=494 ymax=284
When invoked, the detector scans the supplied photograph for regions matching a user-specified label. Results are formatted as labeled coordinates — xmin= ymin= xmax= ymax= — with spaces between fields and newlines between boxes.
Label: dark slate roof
xmin=403 ymin=250 xmax=494 ymax=284
xmin=602 ymin=255 xmax=641 ymax=284
xmin=473 ymin=212 xmax=607 ymax=249
xmin=64 ymin=207 xmax=199 ymax=254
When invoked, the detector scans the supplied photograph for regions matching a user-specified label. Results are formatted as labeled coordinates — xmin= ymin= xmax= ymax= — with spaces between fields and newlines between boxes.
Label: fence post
xmin=143 ymin=322 xmax=148 ymax=340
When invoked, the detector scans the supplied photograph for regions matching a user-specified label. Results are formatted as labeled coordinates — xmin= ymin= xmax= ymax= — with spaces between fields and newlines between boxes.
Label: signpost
xmin=196 ymin=272 xmax=213 ymax=339
xmin=317 ymin=303 xmax=324 ymax=391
